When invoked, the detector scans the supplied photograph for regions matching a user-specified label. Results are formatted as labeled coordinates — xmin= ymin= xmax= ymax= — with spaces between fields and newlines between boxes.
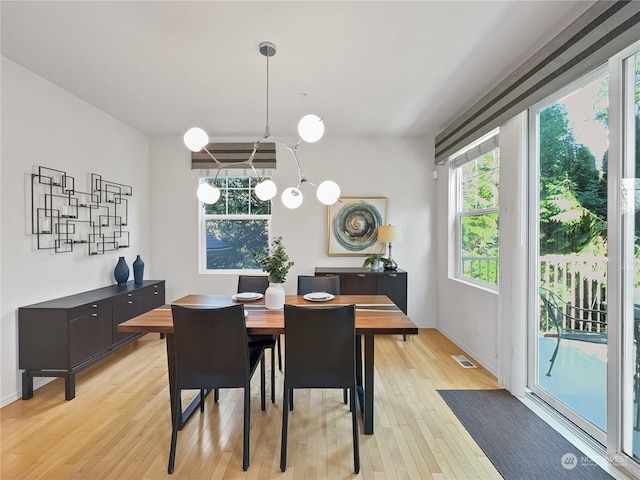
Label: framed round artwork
xmin=326 ymin=197 xmax=386 ymax=256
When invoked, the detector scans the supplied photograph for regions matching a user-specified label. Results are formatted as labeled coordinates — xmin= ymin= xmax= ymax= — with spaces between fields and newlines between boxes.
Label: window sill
xmin=450 ymin=275 xmax=499 ymax=295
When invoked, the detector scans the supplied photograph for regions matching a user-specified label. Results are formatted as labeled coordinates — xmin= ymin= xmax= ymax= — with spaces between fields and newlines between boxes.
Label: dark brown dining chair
xmin=238 ymin=274 xmax=281 ymax=403
xmin=168 ymin=304 xmax=266 ymax=474
xmin=237 ymin=274 xmax=270 ymax=296
xmin=296 ymin=274 xmax=346 ymax=405
xmin=280 ymin=304 xmax=359 ymax=473
xmin=297 ymin=275 xmax=340 ymax=296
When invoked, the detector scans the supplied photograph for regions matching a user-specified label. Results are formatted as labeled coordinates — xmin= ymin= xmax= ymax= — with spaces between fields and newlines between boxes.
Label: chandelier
xmin=183 ymin=41 xmax=340 ymax=209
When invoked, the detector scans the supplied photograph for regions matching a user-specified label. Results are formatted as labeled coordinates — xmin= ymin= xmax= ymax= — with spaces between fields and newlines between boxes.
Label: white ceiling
xmin=1 ymin=1 xmax=595 ymax=139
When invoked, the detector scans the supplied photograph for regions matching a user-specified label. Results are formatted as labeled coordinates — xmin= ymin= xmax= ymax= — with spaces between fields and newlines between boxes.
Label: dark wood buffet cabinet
xmin=314 ymin=267 xmax=407 ymax=314
xmin=19 ymin=280 xmax=165 ymax=400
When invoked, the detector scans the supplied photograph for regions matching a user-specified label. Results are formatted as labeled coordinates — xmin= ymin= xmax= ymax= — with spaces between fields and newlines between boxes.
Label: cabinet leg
xmin=65 ymin=374 xmax=76 ymax=400
xmin=22 ymin=371 xmax=34 ymax=400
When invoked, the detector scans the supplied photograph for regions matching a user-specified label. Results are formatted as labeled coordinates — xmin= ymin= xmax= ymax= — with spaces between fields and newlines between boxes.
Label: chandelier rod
xmin=265 ymin=48 xmax=270 ymax=135
xmin=260 ymin=41 xmax=276 ymax=137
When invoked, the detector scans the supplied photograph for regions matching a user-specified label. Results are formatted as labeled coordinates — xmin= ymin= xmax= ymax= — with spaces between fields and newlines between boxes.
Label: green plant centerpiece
xmin=362 ymin=253 xmax=390 ymax=269
xmin=255 ymin=236 xmax=294 ymax=284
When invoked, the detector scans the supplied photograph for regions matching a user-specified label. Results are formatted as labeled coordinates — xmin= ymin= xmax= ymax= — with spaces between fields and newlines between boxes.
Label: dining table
xmin=117 ymin=294 xmax=418 ymax=435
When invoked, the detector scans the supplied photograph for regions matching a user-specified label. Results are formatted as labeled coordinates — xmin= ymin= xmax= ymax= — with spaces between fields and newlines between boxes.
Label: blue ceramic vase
xmin=114 ymin=256 xmax=129 ymax=286
xmin=133 ymin=255 xmax=144 ymax=285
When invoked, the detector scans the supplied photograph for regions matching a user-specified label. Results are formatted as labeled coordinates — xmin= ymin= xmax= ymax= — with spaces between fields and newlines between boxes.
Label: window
xmin=451 ymin=131 xmax=500 ymax=287
xmin=200 ymin=176 xmax=271 ymax=272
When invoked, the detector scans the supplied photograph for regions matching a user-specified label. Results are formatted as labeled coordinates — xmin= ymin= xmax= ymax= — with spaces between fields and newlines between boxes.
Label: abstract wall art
xmin=327 ymin=197 xmax=386 ymax=256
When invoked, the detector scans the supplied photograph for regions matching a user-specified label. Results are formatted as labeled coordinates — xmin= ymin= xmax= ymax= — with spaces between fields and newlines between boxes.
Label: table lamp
xmin=377 ymin=224 xmax=403 ymax=270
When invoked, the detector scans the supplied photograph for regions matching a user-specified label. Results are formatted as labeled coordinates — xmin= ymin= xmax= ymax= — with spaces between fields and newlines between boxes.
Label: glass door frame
xmin=526 ymin=65 xmax=609 ymax=446
xmin=609 ymin=39 xmax=640 ymax=475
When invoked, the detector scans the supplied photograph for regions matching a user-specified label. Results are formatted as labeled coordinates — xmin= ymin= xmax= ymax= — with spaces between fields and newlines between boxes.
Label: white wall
xmin=149 ymin=135 xmax=436 ymax=326
xmin=0 ymin=54 xmax=490 ymax=406
xmin=0 ymin=57 xmax=439 ymax=406
xmin=434 ymin=162 xmax=500 ymax=376
xmin=0 ymin=57 xmax=151 ymax=405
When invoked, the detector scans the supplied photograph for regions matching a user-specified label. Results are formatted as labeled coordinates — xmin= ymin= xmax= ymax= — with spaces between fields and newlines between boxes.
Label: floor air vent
xmin=451 ymin=354 xmax=477 ymax=368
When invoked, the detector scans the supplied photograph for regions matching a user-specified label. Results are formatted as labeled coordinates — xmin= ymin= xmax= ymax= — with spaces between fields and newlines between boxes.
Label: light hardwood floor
xmin=1 ymin=330 xmax=503 ymax=479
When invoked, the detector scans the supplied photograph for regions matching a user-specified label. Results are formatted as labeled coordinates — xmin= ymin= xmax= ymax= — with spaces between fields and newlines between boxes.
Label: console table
xmin=19 ymin=280 xmax=165 ymax=400
xmin=314 ymin=267 xmax=407 ymax=314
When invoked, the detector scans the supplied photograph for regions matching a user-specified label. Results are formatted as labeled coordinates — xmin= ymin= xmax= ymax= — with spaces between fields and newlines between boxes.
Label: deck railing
xmin=461 ymin=256 xmax=498 ymax=285
xmin=464 ymin=253 xmax=635 ymax=333
xmin=539 ymin=255 xmax=608 ymax=332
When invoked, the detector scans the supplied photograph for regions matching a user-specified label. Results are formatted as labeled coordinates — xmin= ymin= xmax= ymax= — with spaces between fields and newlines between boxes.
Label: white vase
xmin=265 ymin=282 xmax=285 ymax=310
xmin=371 ymin=260 xmax=382 ymax=270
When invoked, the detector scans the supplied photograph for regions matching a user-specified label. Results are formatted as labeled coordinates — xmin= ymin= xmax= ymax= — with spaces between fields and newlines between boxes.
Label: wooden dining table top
xmin=117 ymin=294 xmax=418 ymax=336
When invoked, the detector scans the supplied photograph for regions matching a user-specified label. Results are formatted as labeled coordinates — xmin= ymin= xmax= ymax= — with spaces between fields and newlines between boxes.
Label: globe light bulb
xmin=316 ymin=180 xmax=341 ymax=205
xmin=255 ymin=179 xmax=277 ymax=201
xmin=297 ymin=114 xmax=325 ymax=143
xmin=281 ymin=187 xmax=303 ymax=209
xmin=183 ymin=127 xmax=209 ymax=152
xmin=197 ymin=182 xmax=220 ymax=204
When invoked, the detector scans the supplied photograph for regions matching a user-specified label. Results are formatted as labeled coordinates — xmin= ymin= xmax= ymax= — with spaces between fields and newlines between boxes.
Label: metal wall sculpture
xmin=31 ymin=166 xmax=131 ymax=255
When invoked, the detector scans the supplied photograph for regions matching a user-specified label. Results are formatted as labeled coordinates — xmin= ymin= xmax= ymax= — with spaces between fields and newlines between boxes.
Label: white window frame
xmin=198 ymin=175 xmax=272 ymax=274
xmin=449 ymin=129 xmax=500 ymax=291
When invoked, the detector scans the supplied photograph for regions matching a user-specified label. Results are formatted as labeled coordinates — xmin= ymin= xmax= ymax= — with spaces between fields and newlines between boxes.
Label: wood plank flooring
xmin=1 ymin=330 xmax=502 ymax=479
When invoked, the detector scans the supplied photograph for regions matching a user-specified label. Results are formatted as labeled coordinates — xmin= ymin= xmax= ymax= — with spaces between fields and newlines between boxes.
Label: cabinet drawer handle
xmin=128 ymin=301 xmax=133 ymax=304
xmin=357 ymin=274 xmax=365 ymax=278
xmin=127 ymin=293 xmax=133 ymax=297
xmin=92 ymin=313 xmax=98 ymax=317
xmin=154 ymin=291 xmax=159 ymax=295
xmin=388 ymin=273 xmax=397 ymax=277
xmin=153 ymin=285 xmax=158 ymax=289
xmin=92 ymin=304 xmax=98 ymax=308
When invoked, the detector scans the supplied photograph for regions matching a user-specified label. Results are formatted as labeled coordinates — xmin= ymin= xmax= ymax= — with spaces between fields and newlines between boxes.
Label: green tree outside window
xmin=202 ymin=176 xmax=272 ymax=270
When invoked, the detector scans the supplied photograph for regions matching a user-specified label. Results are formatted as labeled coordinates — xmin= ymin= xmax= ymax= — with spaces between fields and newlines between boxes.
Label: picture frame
xmin=327 ymin=196 xmax=387 ymax=256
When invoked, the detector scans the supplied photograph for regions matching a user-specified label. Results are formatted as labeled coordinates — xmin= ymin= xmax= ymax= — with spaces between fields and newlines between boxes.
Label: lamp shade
xmin=297 ymin=114 xmax=325 ymax=143
xmin=197 ymin=182 xmax=220 ymax=204
xmin=281 ymin=187 xmax=303 ymax=209
xmin=255 ymin=179 xmax=277 ymax=200
xmin=316 ymin=180 xmax=340 ymax=205
xmin=183 ymin=127 xmax=209 ymax=152
xmin=377 ymin=225 xmax=403 ymax=243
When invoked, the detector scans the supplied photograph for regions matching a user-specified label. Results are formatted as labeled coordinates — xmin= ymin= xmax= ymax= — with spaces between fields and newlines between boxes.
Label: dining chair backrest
xmin=238 ymin=273 xmax=282 ymax=391
xmin=280 ymin=303 xmax=360 ymax=473
xmin=238 ymin=275 xmax=270 ymax=295
xmin=297 ymin=275 xmax=340 ymax=295
xmin=169 ymin=304 xmax=265 ymax=473
xmin=283 ymin=304 xmax=355 ymax=388
xmin=171 ymin=304 xmax=251 ymax=389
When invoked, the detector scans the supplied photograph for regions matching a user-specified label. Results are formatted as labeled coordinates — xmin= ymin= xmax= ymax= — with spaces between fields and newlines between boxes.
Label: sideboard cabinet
xmin=314 ymin=267 xmax=407 ymax=314
xmin=19 ymin=280 xmax=165 ymax=400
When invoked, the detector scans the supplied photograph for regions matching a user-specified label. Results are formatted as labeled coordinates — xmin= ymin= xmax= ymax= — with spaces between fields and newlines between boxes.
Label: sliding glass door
xmin=530 ymin=68 xmax=609 ymax=444
xmin=618 ymin=47 xmax=640 ymax=466
xmin=528 ymin=41 xmax=640 ymax=473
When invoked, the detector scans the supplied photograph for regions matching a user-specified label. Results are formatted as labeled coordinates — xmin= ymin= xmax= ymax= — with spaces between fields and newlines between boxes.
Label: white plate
xmin=303 ymin=292 xmax=335 ymax=302
xmin=232 ymin=292 xmax=264 ymax=301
